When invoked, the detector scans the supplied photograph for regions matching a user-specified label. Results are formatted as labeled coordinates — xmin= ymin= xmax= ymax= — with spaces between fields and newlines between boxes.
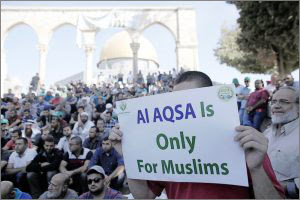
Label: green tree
xmin=216 ymin=1 xmax=299 ymax=77
xmin=214 ymin=26 xmax=277 ymax=74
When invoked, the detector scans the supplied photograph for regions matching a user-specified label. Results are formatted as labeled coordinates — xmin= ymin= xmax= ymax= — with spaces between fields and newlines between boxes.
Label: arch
xmin=46 ymin=23 xmax=85 ymax=88
xmin=4 ymin=23 xmax=39 ymax=94
xmin=142 ymin=23 xmax=177 ymax=72
xmin=1 ymin=7 xmax=199 ymax=92
xmin=3 ymin=21 xmax=39 ymax=42
xmin=140 ymin=21 xmax=177 ymax=42
xmin=50 ymin=22 xmax=77 ymax=33
xmin=6 ymin=21 xmax=36 ymax=33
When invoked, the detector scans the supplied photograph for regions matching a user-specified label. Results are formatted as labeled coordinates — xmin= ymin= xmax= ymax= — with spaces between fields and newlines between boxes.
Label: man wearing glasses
xmin=264 ymin=86 xmax=299 ymax=198
xmin=39 ymin=173 xmax=78 ymax=199
xmin=59 ymin=136 xmax=93 ymax=195
xmin=79 ymin=166 xmax=124 ymax=199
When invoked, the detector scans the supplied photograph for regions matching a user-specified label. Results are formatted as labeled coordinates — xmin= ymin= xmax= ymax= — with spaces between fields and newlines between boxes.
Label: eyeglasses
xmin=87 ymin=177 xmax=102 ymax=185
xmin=69 ymin=143 xmax=80 ymax=146
xmin=270 ymin=99 xmax=296 ymax=106
xmin=48 ymin=182 xmax=58 ymax=188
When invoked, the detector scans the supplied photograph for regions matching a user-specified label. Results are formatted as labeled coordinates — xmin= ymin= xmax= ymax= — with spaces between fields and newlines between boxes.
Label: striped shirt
xmin=63 ymin=148 xmax=93 ymax=171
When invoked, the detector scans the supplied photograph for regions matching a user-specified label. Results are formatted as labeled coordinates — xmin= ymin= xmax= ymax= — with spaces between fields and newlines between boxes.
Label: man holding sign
xmin=112 ymin=71 xmax=284 ymax=199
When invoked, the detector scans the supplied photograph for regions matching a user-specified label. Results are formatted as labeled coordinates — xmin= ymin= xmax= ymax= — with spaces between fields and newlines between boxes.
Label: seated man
xmin=57 ymin=124 xmax=73 ymax=153
xmin=21 ymin=120 xmax=41 ymax=146
xmin=49 ymin=118 xmax=64 ymax=145
xmin=103 ymin=103 xmax=118 ymax=121
xmin=1 ymin=118 xmax=10 ymax=148
xmin=21 ymin=109 xmax=36 ymax=124
xmin=3 ymin=129 xmax=33 ymax=152
xmin=79 ymin=166 xmax=125 ymax=199
xmin=265 ymin=86 xmax=299 ymax=198
xmin=26 ymin=135 xmax=63 ymax=198
xmin=111 ymin=71 xmax=285 ymax=199
xmin=7 ymin=109 xmax=22 ymax=130
xmin=101 ymin=112 xmax=117 ymax=134
xmin=37 ymin=107 xmax=52 ymax=128
xmin=72 ymin=112 xmax=95 ymax=141
xmin=35 ymin=96 xmax=50 ymax=117
xmin=83 ymin=126 xmax=102 ymax=152
xmin=4 ymin=138 xmax=37 ymax=192
xmin=96 ymin=119 xmax=110 ymax=141
xmin=89 ymin=137 xmax=125 ymax=191
xmin=1 ymin=181 xmax=32 ymax=199
xmin=1 ymin=149 xmax=11 ymax=172
xmin=35 ymin=126 xmax=51 ymax=153
xmin=39 ymin=173 xmax=78 ymax=199
xmin=59 ymin=136 xmax=93 ymax=195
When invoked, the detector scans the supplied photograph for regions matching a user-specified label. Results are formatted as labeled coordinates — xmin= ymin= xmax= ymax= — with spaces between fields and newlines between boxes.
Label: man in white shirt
xmin=284 ymin=74 xmax=299 ymax=92
xmin=264 ymin=86 xmax=299 ymax=198
xmin=4 ymin=137 xmax=37 ymax=191
xmin=266 ymin=73 xmax=279 ymax=97
xmin=102 ymin=103 xmax=118 ymax=121
xmin=22 ymin=120 xmax=41 ymax=146
xmin=72 ymin=112 xmax=94 ymax=141
xmin=57 ymin=124 xmax=74 ymax=153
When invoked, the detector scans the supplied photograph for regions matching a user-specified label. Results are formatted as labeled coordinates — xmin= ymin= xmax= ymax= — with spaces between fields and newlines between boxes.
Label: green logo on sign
xmin=120 ymin=102 xmax=127 ymax=111
xmin=218 ymin=86 xmax=234 ymax=101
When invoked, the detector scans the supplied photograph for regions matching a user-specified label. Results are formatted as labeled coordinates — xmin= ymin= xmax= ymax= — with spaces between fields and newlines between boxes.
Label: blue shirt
xmin=44 ymin=95 xmax=53 ymax=102
xmin=240 ymin=86 xmax=251 ymax=109
xmin=35 ymin=101 xmax=50 ymax=116
xmin=90 ymin=95 xmax=99 ymax=105
xmin=88 ymin=147 xmax=124 ymax=175
xmin=83 ymin=136 xmax=102 ymax=150
xmin=15 ymin=188 xmax=32 ymax=199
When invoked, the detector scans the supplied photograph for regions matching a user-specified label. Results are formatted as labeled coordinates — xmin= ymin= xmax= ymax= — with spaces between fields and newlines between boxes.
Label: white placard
xmin=117 ymin=85 xmax=248 ymax=187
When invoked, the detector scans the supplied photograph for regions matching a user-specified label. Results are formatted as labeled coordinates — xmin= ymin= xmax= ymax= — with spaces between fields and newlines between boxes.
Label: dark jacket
xmin=49 ymin=127 xmax=64 ymax=144
xmin=26 ymin=148 xmax=63 ymax=172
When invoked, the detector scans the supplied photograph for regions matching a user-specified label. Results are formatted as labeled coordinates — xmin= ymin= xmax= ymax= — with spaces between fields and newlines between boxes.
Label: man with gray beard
xmin=264 ymin=86 xmax=299 ymax=198
xmin=39 ymin=173 xmax=78 ymax=199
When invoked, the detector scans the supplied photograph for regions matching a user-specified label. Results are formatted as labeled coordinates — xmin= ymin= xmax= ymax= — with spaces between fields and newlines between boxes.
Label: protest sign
xmin=117 ymin=85 xmax=248 ymax=186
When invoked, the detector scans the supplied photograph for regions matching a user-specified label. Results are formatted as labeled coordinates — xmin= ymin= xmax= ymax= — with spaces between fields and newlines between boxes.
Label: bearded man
xmin=264 ymin=86 xmax=299 ymax=198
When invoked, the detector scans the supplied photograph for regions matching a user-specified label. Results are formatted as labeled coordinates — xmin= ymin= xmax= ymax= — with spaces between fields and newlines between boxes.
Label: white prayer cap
xmin=106 ymin=103 xmax=113 ymax=109
xmin=80 ymin=112 xmax=89 ymax=116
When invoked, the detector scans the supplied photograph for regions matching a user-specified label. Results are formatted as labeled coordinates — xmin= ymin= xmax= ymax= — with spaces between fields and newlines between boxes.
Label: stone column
xmin=37 ymin=43 xmax=48 ymax=87
xmin=176 ymin=9 xmax=199 ymax=71
xmin=176 ymin=44 xmax=198 ymax=71
xmin=130 ymin=42 xmax=140 ymax=83
xmin=83 ymin=45 xmax=94 ymax=86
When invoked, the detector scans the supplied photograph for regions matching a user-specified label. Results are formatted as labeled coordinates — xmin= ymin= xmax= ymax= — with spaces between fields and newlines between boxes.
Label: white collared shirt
xmin=57 ymin=136 xmax=70 ymax=153
xmin=22 ymin=128 xmax=41 ymax=139
xmin=72 ymin=120 xmax=95 ymax=141
xmin=264 ymin=118 xmax=299 ymax=181
xmin=8 ymin=148 xmax=37 ymax=168
xmin=56 ymin=135 xmax=76 ymax=153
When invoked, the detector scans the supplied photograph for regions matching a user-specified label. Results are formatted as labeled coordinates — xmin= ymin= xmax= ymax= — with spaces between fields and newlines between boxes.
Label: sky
xmin=2 ymin=1 xmax=299 ymax=93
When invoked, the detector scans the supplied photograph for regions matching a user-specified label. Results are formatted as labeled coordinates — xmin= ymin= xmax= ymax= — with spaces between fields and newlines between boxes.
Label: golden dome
xmin=99 ymin=31 xmax=159 ymax=65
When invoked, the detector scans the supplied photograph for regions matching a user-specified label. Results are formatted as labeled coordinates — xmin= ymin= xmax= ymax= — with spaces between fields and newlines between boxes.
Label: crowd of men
xmin=233 ymin=73 xmax=299 ymax=132
xmin=1 ymin=69 xmax=299 ymax=199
